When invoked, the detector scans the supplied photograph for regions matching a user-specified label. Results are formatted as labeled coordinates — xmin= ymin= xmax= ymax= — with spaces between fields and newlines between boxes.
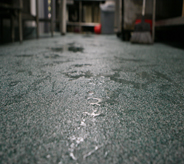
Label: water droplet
xmin=87 ymin=97 xmax=102 ymax=106
xmin=87 ymin=91 xmax=94 ymax=96
xmin=80 ymin=121 xmax=86 ymax=127
xmin=46 ymin=155 xmax=51 ymax=158
xmin=70 ymin=152 xmax=77 ymax=160
xmin=83 ymin=110 xmax=104 ymax=118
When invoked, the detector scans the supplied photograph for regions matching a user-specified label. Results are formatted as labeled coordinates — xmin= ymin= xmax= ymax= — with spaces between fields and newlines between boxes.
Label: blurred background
xmin=1 ymin=1 xmax=184 ymax=163
xmin=0 ymin=0 xmax=184 ymax=44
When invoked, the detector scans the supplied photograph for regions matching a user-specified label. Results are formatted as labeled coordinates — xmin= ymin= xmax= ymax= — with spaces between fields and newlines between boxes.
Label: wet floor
xmin=0 ymin=33 xmax=184 ymax=163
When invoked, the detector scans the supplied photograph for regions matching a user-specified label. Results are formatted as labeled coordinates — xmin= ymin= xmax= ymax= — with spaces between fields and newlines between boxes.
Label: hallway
xmin=0 ymin=34 xmax=184 ymax=163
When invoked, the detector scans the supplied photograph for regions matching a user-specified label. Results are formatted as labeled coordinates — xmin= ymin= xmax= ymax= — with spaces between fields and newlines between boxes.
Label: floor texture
xmin=0 ymin=33 xmax=184 ymax=164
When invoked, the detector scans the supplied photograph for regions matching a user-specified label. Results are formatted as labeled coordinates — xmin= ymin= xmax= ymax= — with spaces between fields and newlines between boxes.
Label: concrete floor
xmin=0 ymin=33 xmax=184 ymax=163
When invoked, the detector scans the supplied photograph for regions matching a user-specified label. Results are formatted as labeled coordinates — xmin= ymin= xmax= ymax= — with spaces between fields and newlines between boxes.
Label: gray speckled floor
xmin=0 ymin=33 xmax=184 ymax=164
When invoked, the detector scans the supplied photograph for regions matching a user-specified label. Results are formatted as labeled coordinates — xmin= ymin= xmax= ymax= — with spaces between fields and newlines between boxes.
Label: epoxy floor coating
xmin=0 ymin=34 xmax=184 ymax=163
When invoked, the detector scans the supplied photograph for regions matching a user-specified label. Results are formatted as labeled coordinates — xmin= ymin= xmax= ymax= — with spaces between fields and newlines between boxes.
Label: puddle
xmin=28 ymin=71 xmax=33 ymax=76
xmin=16 ymin=61 xmax=22 ymax=66
xmin=50 ymin=47 xmax=63 ymax=52
xmin=9 ymin=81 xmax=21 ymax=87
xmin=136 ymin=72 xmax=151 ymax=79
xmin=15 ymin=54 xmax=35 ymax=57
xmin=53 ymin=60 xmax=71 ymax=64
xmin=5 ymin=93 xmax=25 ymax=106
xmin=49 ymin=44 xmax=84 ymax=53
xmin=16 ymin=70 xmax=33 ymax=76
xmin=68 ymin=46 xmax=83 ymax=53
xmin=44 ymin=54 xmax=61 ymax=59
xmin=112 ymin=68 xmax=132 ymax=72
xmin=16 ymin=70 xmax=26 ymax=73
xmin=109 ymin=74 xmax=148 ymax=89
xmin=67 ymin=42 xmax=75 ymax=46
xmin=82 ymin=34 xmax=93 ymax=38
xmin=41 ymin=60 xmax=72 ymax=67
xmin=64 ymin=71 xmax=93 ymax=79
xmin=103 ymin=71 xmax=175 ymax=90
xmin=139 ymin=64 xmax=157 ymax=68
xmin=72 ymin=64 xmax=92 ymax=68
xmin=102 ymin=72 xmax=155 ymax=89
xmin=158 ymin=93 xmax=178 ymax=104
xmin=114 ymin=56 xmax=145 ymax=62
xmin=154 ymin=71 xmax=172 ymax=82
xmin=158 ymin=84 xmax=172 ymax=91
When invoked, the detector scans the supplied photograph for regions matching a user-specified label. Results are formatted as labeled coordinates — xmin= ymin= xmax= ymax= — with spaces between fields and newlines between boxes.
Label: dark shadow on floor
xmin=160 ymin=42 xmax=184 ymax=51
xmin=155 ymin=26 xmax=184 ymax=50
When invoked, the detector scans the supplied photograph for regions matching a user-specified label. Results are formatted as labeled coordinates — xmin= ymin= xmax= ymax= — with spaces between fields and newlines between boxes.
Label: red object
xmin=135 ymin=19 xmax=152 ymax=30
xmin=94 ymin=24 xmax=101 ymax=34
